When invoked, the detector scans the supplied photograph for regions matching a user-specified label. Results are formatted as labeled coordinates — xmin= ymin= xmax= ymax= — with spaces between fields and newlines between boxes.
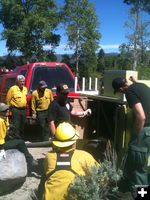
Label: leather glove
xmin=32 ymin=113 xmax=37 ymax=119
xmin=83 ymin=108 xmax=92 ymax=116
xmin=0 ymin=149 xmax=6 ymax=161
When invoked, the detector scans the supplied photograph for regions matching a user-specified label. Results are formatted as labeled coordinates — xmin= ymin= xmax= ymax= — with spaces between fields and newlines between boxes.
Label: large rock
xmin=0 ymin=149 xmax=27 ymax=195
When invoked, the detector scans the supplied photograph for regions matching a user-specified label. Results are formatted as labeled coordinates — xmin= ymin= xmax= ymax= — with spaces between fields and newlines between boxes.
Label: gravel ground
xmin=0 ymin=147 xmax=51 ymax=200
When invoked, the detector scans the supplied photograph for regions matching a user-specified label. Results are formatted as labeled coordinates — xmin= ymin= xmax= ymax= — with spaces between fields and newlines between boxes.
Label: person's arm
xmin=49 ymin=120 xmax=56 ymax=135
xmin=71 ymin=108 xmax=92 ymax=118
xmin=31 ymin=92 xmax=37 ymax=119
xmin=0 ymin=121 xmax=6 ymax=160
xmin=132 ymin=102 xmax=146 ymax=135
xmin=50 ymin=90 xmax=54 ymax=102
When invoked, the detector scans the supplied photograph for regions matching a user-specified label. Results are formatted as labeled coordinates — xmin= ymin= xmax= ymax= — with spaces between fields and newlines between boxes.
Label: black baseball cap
xmin=112 ymin=77 xmax=126 ymax=94
xmin=38 ymin=80 xmax=48 ymax=89
xmin=56 ymin=83 xmax=70 ymax=94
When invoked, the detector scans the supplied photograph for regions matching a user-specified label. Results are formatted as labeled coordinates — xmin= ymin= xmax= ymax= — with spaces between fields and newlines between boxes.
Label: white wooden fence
xmin=74 ymin=77 xmax=99 ymax=95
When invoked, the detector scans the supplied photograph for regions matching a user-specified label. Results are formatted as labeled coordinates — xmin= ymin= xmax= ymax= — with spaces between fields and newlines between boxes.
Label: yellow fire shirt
xmin=31 ymin=88 xmax=53 ymax=113
xmin=43 ymin=149 xmax=100 ymax=200
xmin=0 ymin=117 xmax=9 ymax=145
xmin=6 ymin=85 xmax=27 ymax=108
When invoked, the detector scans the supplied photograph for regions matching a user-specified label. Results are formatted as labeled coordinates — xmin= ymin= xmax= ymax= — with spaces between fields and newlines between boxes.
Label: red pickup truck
xmin=0 ymin=62 xmax=80 ymax=125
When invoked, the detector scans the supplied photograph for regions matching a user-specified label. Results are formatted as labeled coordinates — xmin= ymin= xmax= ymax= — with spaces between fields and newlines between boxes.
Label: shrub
xmin=66 ymin=140 xmax=123 ymax=200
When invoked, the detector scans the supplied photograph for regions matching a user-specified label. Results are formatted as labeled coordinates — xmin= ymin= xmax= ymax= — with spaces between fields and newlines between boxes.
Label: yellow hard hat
xmin=52 ymin=122 xmax=79 ymax=148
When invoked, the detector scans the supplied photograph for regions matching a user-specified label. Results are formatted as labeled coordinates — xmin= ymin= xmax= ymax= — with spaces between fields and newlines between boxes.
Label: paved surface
xmin=28 ymin=147 xmax=52 ymax=159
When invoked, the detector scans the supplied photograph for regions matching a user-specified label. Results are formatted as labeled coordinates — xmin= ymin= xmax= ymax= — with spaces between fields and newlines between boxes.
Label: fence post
xmin=75 ymin=77 xmax=78 ymax=92
xmin=82 ymin=77 xmax=85 ymax=92
xmin=89 ymin=77 xmax=92 ymax=90
xmin=95 ymin=78 xmax=98 ymax=91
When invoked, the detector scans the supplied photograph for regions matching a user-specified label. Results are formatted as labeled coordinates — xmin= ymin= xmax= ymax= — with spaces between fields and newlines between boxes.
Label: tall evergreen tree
xmin=62 ymin=0 xmax=100 ymax=77
xmin=122 ymin=0 xmax=150 ymax=70
xmin=0 ymin=0 xmax=60 ymax=61
xmin=117 ymin=43 xmax=132 ymax=70
xmin=124 ymin=0 xmax=150 ymax=13
xmin=97 ymin=48 xmax=105 ymax=73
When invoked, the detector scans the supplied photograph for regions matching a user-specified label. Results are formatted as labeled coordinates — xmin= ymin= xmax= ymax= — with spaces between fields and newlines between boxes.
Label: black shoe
xmin=29 ymin=159 xmax=38 ymax=167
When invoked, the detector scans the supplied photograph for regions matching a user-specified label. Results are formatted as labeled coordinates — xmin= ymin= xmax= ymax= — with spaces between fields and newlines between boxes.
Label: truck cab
xmin=0 ymin=62 xmax=82 ymax=140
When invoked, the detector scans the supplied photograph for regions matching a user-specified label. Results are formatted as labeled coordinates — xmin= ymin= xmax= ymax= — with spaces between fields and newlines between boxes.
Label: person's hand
xmin=83 ymin=109 xmax=92 ymax=116
xmin=32 ymin=113 xmax=37 ymax=119
xmin=129 ymin=76 xmax=136 ymax=83
xmin=0 ymin=149 xmax=6 ymax=161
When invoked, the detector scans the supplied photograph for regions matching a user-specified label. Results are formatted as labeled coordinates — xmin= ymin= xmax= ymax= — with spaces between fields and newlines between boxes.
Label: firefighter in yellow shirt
xmin=39 ymin=122 xmax=100 ymax=200
xmin=31 ymin=81 xmax=53 ymax=141
xmin=0 ymin=103 xmax=38 ymax=168
xmin=6 ymin=75 xmax=27 ymax=139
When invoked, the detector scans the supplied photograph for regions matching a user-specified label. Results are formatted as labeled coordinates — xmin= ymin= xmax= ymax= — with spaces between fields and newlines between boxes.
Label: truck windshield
xmin=30 ymin=66 xmax=75 ymax=92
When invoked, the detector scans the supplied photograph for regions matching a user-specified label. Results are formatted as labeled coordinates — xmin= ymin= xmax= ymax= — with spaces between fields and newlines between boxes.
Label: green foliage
xmin=123 ymin=0 xmax=150 ymax=13
xmin=0 ymin=0 xmax=60 ymax=61
xmin=97 ymin=48 xmax=105 ymax=73
xmin=116 ymin=44 xmax=132 ymax=70
xmin=66 ymin=160 xmax=123 ymax=200
xmin=61 ymin=54 xmax=71 ymax=65
xmin=104 ymin=54 xmax=118 ymax=70
xmin=138 ymin=64 xmax=150 ymax=79
xmin=62 ymin=0 xmax=100 ymax=77
xmin=121 ymin=0 xmax=150 ymax=71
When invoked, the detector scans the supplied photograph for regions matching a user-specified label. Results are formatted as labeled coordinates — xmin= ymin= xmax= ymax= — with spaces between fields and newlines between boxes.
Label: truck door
xmin=0 ymin=76 xmax=16 ymax=103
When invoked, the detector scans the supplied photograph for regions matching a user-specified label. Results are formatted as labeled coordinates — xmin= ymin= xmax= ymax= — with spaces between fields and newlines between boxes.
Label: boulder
xmin=0 ymin=149 xmax=27 ymax=195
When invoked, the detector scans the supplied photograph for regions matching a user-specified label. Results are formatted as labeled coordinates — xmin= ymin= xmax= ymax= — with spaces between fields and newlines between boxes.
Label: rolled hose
xmin=25 ymin=140 xmax=52 ymax=148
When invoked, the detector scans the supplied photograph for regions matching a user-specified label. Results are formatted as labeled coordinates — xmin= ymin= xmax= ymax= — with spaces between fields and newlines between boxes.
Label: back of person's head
xmin=112 ymin=77 xmax=126 ymax=94
xmin=56 ymin=84 xmax=70 ymax=94
xmin=52 ymin=122 xmax=79 ymax=149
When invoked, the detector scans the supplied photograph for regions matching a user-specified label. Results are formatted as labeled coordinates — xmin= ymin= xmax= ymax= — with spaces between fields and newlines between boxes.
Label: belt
xmin=37 ymin=109 xmax=48 ymax=112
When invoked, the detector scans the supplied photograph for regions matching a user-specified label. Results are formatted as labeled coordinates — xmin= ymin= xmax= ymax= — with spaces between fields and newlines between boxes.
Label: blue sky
xmin=94 ymin=0 xmax=129 ymax=50
xmin=0 ymin=0 xmax=148 ymax=56
xmin=54 ymin=0 xmax=130 ymax=54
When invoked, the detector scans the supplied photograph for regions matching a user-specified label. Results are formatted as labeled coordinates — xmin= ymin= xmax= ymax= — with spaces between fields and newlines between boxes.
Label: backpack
xmin=37 ymin=151 xmax=77 ymax=200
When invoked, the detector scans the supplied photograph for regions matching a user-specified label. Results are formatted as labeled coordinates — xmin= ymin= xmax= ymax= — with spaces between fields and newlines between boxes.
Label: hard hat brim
xmin=52 ymin=140 xmax=76 ymax=148
xmin=52 ymin=132 xmax=79 ymax=148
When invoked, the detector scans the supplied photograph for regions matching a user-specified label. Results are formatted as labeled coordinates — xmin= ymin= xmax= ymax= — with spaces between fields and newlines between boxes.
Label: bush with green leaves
xmin=65 ymin=159 xmax=123 ymax=200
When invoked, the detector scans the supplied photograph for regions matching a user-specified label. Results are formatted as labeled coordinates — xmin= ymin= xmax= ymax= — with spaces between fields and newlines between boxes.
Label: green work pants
xmin=10 ymin=107 xmax=26 ymax=139
xmin=123 ymin=127 xmax=150 ymax=191
xmin=37 ymin=110 xmax=50 ymax=141
xmin=4 ymin=139 xmax=33 ymax=163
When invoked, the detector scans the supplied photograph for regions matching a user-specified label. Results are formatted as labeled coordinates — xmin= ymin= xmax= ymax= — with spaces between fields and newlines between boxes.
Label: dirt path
xmin=0 ymin=147 xmax=51 ymax=200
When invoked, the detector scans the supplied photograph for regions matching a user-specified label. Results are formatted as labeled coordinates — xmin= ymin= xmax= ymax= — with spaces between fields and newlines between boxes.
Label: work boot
xmin=27 ymin=158 xmax=38 ymax=168
xmin=30 ymin=159 xmax=38 ymax=167
xmin=27 ymin=159 xmax=38 ymax=175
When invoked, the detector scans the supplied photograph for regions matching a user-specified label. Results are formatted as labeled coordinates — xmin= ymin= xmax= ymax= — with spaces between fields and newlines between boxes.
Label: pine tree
xmin=62 ymin=0 xmax=100 ymax=77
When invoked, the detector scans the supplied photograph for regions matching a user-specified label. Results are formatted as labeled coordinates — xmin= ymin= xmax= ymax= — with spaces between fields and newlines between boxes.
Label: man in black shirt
xmin=48 ymin=83 xmax=91 ymax=135
xmin=112 ymin=77 xmax=150 ymax=193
